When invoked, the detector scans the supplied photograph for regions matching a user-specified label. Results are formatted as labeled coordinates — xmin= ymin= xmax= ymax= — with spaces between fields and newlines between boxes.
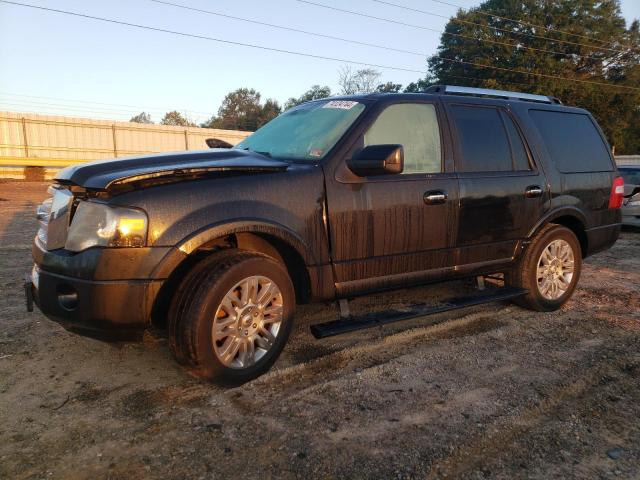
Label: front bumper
xmin=29 ymin=239 xmax=171 ymax=338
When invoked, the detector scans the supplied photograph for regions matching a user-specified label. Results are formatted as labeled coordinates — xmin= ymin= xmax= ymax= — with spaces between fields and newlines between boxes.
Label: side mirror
xmin=347 ymin=144 xmax=404 ymax=176
xmin=205 ymin=138 xmax=233 ymax=149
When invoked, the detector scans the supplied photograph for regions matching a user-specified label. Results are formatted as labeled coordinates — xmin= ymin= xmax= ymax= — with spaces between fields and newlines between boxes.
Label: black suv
xmin=28 ymin=86 xmax=623 ymax=382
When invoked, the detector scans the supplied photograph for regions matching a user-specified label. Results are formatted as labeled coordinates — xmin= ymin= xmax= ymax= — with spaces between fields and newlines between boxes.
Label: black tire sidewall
xmin=189 ymin=255 xmax=295 ymax=383
xmin=526 ymin=226 xmax=582 ymax=311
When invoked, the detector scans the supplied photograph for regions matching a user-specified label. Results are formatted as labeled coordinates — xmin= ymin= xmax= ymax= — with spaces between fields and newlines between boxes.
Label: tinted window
xmin=619 ymin=168 xmax=640 ymax=185
xmin=451 ymin=106 xmax=512 ymax=172
xmin=529 ymin=110 xmax=612 ymax=173
xmin=364 ymin=103 xmax=442 ymax=174
xmin=502 ymin=113 xmax=531 ymax=171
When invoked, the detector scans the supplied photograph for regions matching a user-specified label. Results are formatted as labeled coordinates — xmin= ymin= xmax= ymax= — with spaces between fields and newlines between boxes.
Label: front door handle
xmin=424 ymin=190 xmax=447 ymax=205
xmin=525 ymin=185 xmax=544 ymax=198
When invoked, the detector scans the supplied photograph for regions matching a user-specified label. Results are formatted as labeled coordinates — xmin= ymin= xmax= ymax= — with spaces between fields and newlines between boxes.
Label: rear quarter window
xmin=529 ymin=110 xmax=613 ymax=173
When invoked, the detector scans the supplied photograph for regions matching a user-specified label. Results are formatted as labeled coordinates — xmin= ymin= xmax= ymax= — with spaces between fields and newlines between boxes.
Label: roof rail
xmin=425 ymin=85 xmax=562 ymax=105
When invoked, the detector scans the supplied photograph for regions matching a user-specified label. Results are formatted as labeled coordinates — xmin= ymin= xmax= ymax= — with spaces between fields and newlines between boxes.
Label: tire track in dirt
xmin=226 ymin=307 xmax=513 ymax=411
xmin=426 ymin=353 xmax=640 ymax=479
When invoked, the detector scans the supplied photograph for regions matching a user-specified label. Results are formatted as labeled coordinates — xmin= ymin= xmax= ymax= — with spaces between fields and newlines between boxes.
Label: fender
xmin=526 ymin=206 xmax=588 ymax=239
xmin=150 ymin=218 xmax=319 ymax=280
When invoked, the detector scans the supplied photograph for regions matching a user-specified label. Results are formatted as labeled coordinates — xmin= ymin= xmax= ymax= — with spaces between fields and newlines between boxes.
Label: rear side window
xmin=529 ymin=110 xmax=612 ymax=173
xmin=503 ymin=113 xmax=531 ymax=171
xmin=451 ymin=106 xmax=516 ymax=172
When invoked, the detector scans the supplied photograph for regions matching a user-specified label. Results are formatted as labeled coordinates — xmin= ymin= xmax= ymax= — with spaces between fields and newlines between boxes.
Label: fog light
xmin=57 ymin=284 xmax=78 ymax=311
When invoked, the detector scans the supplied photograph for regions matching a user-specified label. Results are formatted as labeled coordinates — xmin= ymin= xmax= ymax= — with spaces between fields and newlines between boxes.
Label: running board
xmin=310 ymin=287 xmax=527 ymax=339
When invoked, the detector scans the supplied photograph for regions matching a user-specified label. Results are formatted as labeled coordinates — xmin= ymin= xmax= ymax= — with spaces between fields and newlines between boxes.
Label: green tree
xmin=375 ymin=82 xmax=404 ymax=93
xmin=425 ymin=0 xmax=640 ymax=153
xmin=129 ymin=112 xmax=153 ymax=124
xmin=284 ymin=85 xmax=332 ymax=110
xmin=404 ymin=75 xmax=436 ymax=93
xmin=160 ymin=111 xmax=195 ymax=127
xmin=258 ymin=98 xmax=282 ymax=127
xmin=202 ymin=88 xmax=280 ymax=131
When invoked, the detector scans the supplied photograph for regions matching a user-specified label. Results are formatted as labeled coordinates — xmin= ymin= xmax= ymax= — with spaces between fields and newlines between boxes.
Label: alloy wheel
xmin=536 ymin=239 xmax=575 ymax=300
xmin=212 ymin=275 xmax=284 ymax=369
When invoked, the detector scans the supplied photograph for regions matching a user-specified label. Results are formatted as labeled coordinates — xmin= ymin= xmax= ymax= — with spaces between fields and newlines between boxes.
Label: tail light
xmin=608 ymin=176 xmax=624 ymax=209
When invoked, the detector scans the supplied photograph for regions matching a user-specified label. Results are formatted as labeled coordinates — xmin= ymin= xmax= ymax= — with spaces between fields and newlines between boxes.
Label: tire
xmin=507 ymin=224 xmax=582 ymax=312
xmin=167 ymin=250 xmax=295 ymax=384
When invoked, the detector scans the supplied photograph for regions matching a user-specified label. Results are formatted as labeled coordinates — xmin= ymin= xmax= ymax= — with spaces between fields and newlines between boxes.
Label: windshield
xmin=235 ymin=100 xmax=366 ymax=161
xmin=620 ymin=168 xmax=640 ymax=185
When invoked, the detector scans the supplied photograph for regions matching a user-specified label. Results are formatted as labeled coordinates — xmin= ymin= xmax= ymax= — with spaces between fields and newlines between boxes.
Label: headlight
xmin=65 ymin=201 xmax=148 ymax=252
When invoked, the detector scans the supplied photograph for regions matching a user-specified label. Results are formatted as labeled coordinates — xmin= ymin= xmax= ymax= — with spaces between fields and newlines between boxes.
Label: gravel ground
xmin=1 ymin=181 xmax=639 ymax=480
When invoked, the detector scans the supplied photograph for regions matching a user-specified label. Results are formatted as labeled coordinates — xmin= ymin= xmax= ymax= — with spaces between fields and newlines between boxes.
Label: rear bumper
xmin=584 ymin=223 xmax=621 ymax=257
xmin=621 ymin=204 xmax=640 ymax=227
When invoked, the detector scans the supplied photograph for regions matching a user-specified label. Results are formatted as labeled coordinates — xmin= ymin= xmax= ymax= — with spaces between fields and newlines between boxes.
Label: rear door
xmin=326 ymin=100 xmax=459 ymax=296
xmin=445 ymin=101 xmax=548 ymax=267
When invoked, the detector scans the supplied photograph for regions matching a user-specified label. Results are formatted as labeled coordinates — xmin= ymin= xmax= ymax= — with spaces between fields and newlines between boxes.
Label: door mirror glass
xmin=347 ymin=144 xmax=404 ymax=176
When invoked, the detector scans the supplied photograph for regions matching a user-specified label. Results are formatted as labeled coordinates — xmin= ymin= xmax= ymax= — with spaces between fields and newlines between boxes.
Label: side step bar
xmin=310 ymin=287 xmax=527 ymax=339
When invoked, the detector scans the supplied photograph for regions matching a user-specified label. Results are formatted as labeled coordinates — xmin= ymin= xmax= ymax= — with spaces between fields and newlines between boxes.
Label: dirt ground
xmin=1 ymin=181 xmax=639 ymax=480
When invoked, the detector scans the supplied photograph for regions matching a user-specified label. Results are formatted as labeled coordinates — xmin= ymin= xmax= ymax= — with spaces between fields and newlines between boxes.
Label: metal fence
xmin=0 ymin=111 xmax=251 ymax=179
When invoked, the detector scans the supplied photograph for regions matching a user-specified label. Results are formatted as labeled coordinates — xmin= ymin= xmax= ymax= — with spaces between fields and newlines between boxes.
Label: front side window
xmin=235 ymin=100 xmax=366 ymax=161
xmin=451 ymin=105 xmax=513 ymax=172
xmin=364 ymin=103 xmax=442 ymax=174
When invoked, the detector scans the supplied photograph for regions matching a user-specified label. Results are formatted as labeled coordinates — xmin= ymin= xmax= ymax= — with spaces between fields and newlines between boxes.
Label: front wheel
xmin=507 ymin=224 xmax=582 ymax=311
xmin=168 ymin=250 xmax=295 ymax=384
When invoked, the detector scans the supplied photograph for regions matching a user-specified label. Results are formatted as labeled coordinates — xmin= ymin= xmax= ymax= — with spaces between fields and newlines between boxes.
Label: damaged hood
xmin=55 ymin=149 xmax=289 ymax=190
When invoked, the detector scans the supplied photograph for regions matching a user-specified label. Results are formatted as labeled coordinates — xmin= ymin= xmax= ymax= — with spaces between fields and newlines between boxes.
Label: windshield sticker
xmin=323 ymin=100 xmax=359 ymax=110
xmin=309 ymin=149 xmax=324 ymax=157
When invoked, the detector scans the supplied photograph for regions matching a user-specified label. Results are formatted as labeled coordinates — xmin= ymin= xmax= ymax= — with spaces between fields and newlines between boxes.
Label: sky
xmin=0 ymin=0 xmax=638 ymax=125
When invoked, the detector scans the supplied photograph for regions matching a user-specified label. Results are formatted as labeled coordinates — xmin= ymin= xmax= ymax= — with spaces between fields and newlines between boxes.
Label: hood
xmin=55 ymin=149 xmax=289 ymax=190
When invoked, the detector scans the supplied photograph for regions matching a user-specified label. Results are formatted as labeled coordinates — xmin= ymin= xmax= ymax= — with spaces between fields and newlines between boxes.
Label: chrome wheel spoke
xmin=219 ymin=336 xmax=242 ymax=365
xmin=256 ymin=281 xmax=276 ymax=306
xmin=263 ymin=304 xmax=283 ymax=320
xmin=213 ymin=318 xmax=237 ymax=339
xmin=238 ymin=339 xmax=255 ymax=367
xmin=221 ymin=297 xmax=239 ymax=319
xmin=256 ymin=327 xmax=276 ymax=350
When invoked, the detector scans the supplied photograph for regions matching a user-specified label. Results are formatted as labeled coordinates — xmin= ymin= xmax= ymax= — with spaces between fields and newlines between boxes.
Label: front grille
xmin=36 ymin=186 xmax=73 ymax=250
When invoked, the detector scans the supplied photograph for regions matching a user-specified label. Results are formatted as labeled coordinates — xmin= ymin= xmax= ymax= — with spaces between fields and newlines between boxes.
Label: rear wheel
xmin=508 ymin=224 xmax=582 ymax=311
xmin=168 ymin=250 xmax=295 ymax=384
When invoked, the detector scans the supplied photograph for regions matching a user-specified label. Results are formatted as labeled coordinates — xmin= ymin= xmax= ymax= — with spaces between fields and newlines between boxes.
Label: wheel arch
xmin=527 ymin=208 xmax=588 ymax=258
xmin=150 ymin=221 xmax=315 ymax=328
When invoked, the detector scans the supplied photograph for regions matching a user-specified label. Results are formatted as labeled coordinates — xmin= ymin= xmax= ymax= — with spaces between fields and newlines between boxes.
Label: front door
xmin=325 ymin=101 xmax=459 ymax=297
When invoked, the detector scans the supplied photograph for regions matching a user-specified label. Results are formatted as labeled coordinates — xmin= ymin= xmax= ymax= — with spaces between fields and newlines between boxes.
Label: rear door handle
xmin=424 ymin=190 xmax=447 ymax=205
xmin=525 ymin=185 xmax=544 ymax=198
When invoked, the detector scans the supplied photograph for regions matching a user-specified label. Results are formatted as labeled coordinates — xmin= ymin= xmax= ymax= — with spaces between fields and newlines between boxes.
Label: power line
xmin=295 ymin=0 xmax=625 ymax=57
xmin=0 ymin=91 xmax=213 ymax=116
xmin=369 ymin=0 xmax=629 ymax=54
xmin=148 ymin=0 xmax=426 ymax=57
xmin=422 ymin=0 xmax=633 ymax=49
xmin=1 ymin=0 xmax=638 ymax=93
xmin=0 ymin=99 xmax=206 ymax=120
xmin=151 ymin=0 xmax=611 ymax=62
xmin=0 ymin=1 xmax=426 ymax=75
